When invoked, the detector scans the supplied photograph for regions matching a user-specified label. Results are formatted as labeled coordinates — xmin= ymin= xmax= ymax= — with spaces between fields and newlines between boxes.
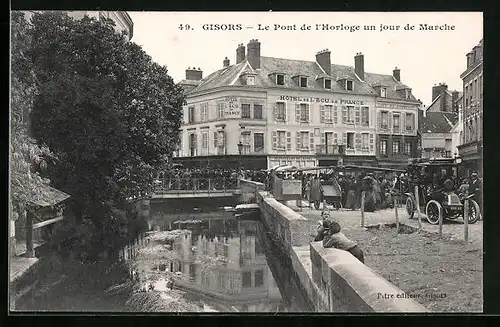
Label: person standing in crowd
xmin=309 ymin=175 xmax=324 ymax=210
xmin=468 ymin=172 xmax=482 ymax=213
xmin=362 ymin=175 xmax=376 ymax=212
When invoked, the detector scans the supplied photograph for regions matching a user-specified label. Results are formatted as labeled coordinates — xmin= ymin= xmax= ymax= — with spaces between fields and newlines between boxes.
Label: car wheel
xmin=466 ymin=200 xmax=480 ymax=224
xmin=406 ymin=197 xmax=415 ymax=219
xmin=425 ymin=200 xmax=442 ymax=225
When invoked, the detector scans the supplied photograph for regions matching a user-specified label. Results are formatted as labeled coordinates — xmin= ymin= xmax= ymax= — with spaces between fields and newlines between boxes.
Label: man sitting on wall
xmin=313 ymin=211 xmax=365 ymax=263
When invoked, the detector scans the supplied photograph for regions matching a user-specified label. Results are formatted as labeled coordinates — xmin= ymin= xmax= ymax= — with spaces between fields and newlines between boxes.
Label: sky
xmin=128 ymin=12 xmax=482 ymax=105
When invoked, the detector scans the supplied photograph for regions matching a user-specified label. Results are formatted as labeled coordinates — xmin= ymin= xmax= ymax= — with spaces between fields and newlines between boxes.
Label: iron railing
xmin=154 ymin=178 xmax=239 ymax=193
xmin=316 ymin=144 xmax=340 ymax=155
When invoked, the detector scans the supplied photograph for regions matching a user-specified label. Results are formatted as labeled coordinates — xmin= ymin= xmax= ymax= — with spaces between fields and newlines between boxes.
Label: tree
xmin=10 ymin=12 xmax=55 ymax=215
xmin=27 ymin=11 xmax=185 ymax=252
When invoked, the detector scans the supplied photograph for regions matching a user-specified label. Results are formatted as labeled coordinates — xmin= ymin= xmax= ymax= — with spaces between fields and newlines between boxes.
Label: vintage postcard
xmin=9 ymin=11 xmax=483 ymax=313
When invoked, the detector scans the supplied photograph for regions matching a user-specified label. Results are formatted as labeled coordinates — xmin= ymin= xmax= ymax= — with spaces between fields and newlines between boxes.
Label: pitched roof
xmin=188 ymin=56 xmax=417 ymax=101
xmin=30 ymin=185 xmax=71 ymax=207
xmin=419 ymin=111 xmax=458 ymax=133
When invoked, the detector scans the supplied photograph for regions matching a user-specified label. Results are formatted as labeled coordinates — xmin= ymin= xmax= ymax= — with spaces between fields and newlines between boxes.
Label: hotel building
xmin=457 ymin=39 xmax=483 ymax=176
xmin=175 ymin=40 xmax=420 ymax=170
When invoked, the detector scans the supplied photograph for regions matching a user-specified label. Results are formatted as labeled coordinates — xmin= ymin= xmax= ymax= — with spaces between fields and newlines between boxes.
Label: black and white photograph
xmin=9 ymin=11 xmax=483 ymax=313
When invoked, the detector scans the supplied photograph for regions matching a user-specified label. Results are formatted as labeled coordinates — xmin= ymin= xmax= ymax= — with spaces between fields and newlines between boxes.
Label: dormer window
xmin=380 ymin=87 xmax=387 ymax=98
xmin=247 ymin=75 xmax=255 ymax=85
xmin=405 ymin=89 xmax=411 ymax=99
xmin=276 ymin=74 xmax=285 ymax=86
xmin=346 ymin=80 xmax=354 ymax=91
xmin=300 ymin=77 xmax=308 ymax=88
xmin=324 ymin=79 xmax=332 ymax=90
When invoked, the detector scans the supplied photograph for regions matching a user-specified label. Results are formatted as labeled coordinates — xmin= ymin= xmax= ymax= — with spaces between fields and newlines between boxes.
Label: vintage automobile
xmin=404 ymin=157 xmax=480 ymax=224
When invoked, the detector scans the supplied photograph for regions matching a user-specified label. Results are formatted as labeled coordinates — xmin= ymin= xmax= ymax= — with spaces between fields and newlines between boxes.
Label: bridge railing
xmin=155 ymin=177 xmax=239 ymax=193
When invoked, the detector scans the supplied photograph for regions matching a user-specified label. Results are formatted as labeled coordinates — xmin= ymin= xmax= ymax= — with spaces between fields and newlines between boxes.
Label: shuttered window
xmin=347 ymin=133 xmax=355 ymax=149
xmin=380 ymin=111 xmax=389 ymax=129
xmin=277 ymin=131 xmax=286 ymax=149
xmin=333 ymin=106 xmax=338 ymax=124
xmin=253 ymin=104 xmax=263 ymax=119
xmin=274 ymin=103 xmax=286 ymax=121
xmin=342 ymin=106 xmax=347 ymax=123
xmin=355 ymin=106 xmax=361 ymax=125
xmin=361 ymin=106 xmax=369 ymax=126
xmin=405 ymin=113 xmax=414 ymax=131
xmin=321 ymin=105 xmax=334 ymax=123
xmin=217 ymin=103 xmax=225 ymax=119
xmin=362 ymin=133 xmax=369 ymax=150
xmin=201 ymin=103 xmax=209 ymax=122
xmin=213 ymin=132 xmax=218 ymax=147
xmin=355 ymin=133 xmax=362 ymax=150
xmin=241 ymin=104 xmax=251 ymax=118
xmin=393 ymin=113 xmax=401 ymax=133
xmin=369 ymin=133 xmax=374 ymax=152
xmin=296 ymin=104 xmax=310 ymax=122
xmin=347 ymin=106 xmax=355 ymax=123
xmin=286 ymin=132 xmax=292 ymax=150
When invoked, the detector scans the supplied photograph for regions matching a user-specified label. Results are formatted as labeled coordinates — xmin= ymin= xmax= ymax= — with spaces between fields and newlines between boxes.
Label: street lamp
xmin=237 ymin=141 xmax=243 ymax=172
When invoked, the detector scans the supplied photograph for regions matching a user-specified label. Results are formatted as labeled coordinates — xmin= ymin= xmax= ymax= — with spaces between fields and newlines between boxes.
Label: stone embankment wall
xmin=238 ymin=179 xmax=265 ymax=203
xmin=240 ymin=180 xmax=427 ymax=313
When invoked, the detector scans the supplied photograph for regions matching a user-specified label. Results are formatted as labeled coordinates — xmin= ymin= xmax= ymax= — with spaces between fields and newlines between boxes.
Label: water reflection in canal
xmin=145 ymin=212 xmax=312 ymax=312
xmin=16 ymin=212 xmax=312 ymax=312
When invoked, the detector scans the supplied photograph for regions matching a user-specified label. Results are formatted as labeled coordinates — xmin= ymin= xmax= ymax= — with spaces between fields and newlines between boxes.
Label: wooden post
xmin=438 ymin=205 xmax=443 ymax=238
xmin=394 ymin=197 xmax=399 ymax=234
xmin=464 ymin=200 xmax=469 ymax=243
xmin=360 ymin=191 xmax=365 ymax=227
xmin=415 ymin=186 xmax=422 ymax=231
xmin=25 ymin=210 xmax=35 ymax=258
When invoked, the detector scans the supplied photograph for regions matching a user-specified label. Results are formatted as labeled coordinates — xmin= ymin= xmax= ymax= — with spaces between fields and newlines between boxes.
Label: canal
xmin=16 ymin=210 xmax=312 ymax=312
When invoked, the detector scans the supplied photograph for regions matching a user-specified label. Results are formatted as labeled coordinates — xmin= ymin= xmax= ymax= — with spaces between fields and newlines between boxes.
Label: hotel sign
xmin=377 ymin=102 xmax=417 ymax=110
xmin=223 ymin=96 xmax=240 ymax=118
xmin=278 ymin=95 xmax=365 ymax=105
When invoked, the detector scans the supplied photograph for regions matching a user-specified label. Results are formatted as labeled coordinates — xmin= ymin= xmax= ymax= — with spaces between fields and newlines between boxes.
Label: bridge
xmin=150 ymin=178 xmax=241 ymax=199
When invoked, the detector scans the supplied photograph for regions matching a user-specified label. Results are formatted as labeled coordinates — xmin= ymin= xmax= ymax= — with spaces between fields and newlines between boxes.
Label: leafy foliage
xmin=25 ymin=11 xmax=185 ymax=252
xmin=10 ymin=12 xmax=56 ymax=213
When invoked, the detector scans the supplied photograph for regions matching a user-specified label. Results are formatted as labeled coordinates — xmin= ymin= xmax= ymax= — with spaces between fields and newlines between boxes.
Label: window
xmin=299 ymin=103 xmax=309 ymax=122
xmin=380 ymin=140 xmax=388 ymax=156
xmin=405 ymin=113 xmax=414 ymax=131
xmin=188 ymin=106 xmax=195 ymax=123
xmin=361 ymin=107 xmax=369 ymax=126
xmin=347 ymin=106 xmax=355 ymax=123
xmin=404 ymin=141 xmax=412 ymax=155
xmin=242 ymin=271 xmax=252 ymax=288
xmin=241 ymin=104 xmax=251 ymax=118
xmin=381 ymin=111 xmax=389 ymax=129
xmin=300 ymin=77 xmax=308 ymax=87
xmin=346 ymin=80 xmax=354 ymax=91
xmin=241 ymin=132 xmax=251 ymax=148
xmin=253 ymin=104 xmax=263 ymax=119
xmin=255 ymin=270 xmax=264 ymax=287
xmin=362 ymin=133 xmax=369 ymax=150
xmin=201 ymin=132 xmax=208 ymax=149
xmin=200 ymin=103 xmax=208 ymax=122
xmin=393 ymin=141 xmax=400 ymax=154
xmin=322 ymin=105 xmax=334 ymax=123
xmin=405 ymin=89 xmax=411 ymax=99
xmin=275 ymin=102 xmax=286 ymax=121
xmin=346 ymin=132 xmax=354 ymax=149
xmin=277 ymin=131 xmax=286 ymax=148
xmin=217 ymin=103 xmax=225 ymax=119
xmin=445 ymin=151 xmax=452 ymax=158
xmin=300 ymin=131 xmax=309 ymax=149
xmin=276 ymin=74 xmax=285 ymax=86
xmin=324 ymin=79 xmax=332 ymax=89
xmin=189 ymin=133 xmax=197 ymax=156
xmin=254 ymin=133 xmax=264 ymax=152
xmin=247 ymin=75 xmax=255 ymax=85
xmin=380 ymin=87 xmax=387 ymax=97
xmin=217 ymin=272 xmax=225 ymax=289
xmin=393 ymin=113 xmax=400 ymax=132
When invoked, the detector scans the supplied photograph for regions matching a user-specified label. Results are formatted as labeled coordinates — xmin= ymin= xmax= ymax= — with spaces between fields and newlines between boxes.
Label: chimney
xmin=393 ymin=67 xmax=401 ymax=82
xmin=247 ymin=39 xmax=261 ymax=69
xmin=432 ymin=83 xmax=448 ymax=102
xmin=185 ymin=67 xmax=203 ymax=81
xmin=452 ymin=91 xmax=459 ymax=113
xmin=315 ymin=49 xmax=331 ymax=75
xmin=223 ymin=57 xmax=230 ymax=67
xmin=236 ymin=43 xmax=246 ymax=64
xmin=354 ymin=52 xmax=364 ymax=81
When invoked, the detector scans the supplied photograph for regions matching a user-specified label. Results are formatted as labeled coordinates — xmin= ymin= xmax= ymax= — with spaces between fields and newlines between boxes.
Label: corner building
xmin=175 ymin=40 xmax=419 ymax=169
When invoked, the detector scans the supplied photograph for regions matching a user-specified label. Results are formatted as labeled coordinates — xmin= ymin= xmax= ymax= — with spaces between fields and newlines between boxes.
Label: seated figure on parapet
xmin=314 ymin=212 xmax=365 ymax=263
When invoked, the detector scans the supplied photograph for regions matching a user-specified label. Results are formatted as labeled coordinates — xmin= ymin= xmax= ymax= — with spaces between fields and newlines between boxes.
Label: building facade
xmin=457 ymin=39 xmax=483 ymax=176
xmin=365 ymin=68 xmax=420 ymax=170
xmin=175 ymin=40 xmax=419 ymax=169
xmin=419 ymin=83 xmax=461 ymax=159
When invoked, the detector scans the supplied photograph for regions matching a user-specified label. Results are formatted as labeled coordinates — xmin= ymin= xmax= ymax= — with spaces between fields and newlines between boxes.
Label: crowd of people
xmin=156 ymin=164 xmax=481 ymax=213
